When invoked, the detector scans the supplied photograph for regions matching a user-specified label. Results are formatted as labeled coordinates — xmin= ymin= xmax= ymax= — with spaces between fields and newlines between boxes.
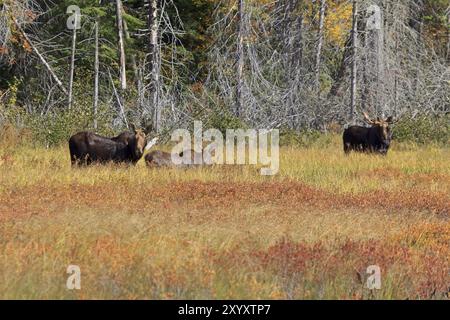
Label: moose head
xmin=363 ymin=112 xmax=394 ymax=146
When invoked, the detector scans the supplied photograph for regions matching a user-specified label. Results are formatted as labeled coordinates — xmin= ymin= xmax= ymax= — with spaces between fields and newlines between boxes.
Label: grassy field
xmin=0 ymin=136 xmax=448 ymax=299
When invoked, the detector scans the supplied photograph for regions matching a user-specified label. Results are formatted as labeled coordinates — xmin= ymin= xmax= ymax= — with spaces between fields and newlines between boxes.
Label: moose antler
xmin=362 ymin=112 xmax=374 ymax=124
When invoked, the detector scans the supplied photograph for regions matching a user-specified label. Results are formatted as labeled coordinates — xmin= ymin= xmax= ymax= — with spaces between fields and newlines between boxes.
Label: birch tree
xmin=116 ymin=0 xmax=127 ymax=90
xmin=147 ymin=0 xmax=160 ymax=132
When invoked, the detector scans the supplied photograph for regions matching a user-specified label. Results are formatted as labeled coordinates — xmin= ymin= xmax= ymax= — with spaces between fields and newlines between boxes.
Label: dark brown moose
xmin=69 ymin=129 xmax=147 ymax=165
xmin=343 ymin=112 xmax=394 ymax=155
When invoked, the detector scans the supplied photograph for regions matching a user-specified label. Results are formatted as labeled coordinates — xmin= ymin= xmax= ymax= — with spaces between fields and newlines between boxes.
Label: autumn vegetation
xmin=0 ymin=0 xmax=448 ymax=300
xmin=0 ymin=132 xmax=448 ymax=299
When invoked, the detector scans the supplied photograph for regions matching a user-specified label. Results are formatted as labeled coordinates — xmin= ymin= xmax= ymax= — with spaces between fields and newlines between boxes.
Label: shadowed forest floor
xmin=0 ymin=137 xmax=448 ymax=299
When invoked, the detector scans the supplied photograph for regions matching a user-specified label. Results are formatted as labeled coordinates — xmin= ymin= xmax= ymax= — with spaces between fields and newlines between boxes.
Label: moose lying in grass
xmin=69 ymin=127 xmax=149 ymax=166
xmin=145 ymin=149 xmax=205 ymax=168
xmin=343 ymin=112 xmax=394 ymax=155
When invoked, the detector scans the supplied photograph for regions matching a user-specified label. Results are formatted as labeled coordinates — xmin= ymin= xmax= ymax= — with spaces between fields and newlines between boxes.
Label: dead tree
xmin=147 ymin=0 xmax=160 ymax=132
xmin=235 ymin=0 xmax=245 ymax=118
xmin=68 ymin=13 xmax=78 ymax=110
xmin=447 ymin=8 xmax=450 ymax=62
xmin=115 ymin=0 xmax=127 ymax=90
xmin=364 ymin=3 xmax=384 ymax=115
xmin=123 ymin=17 xmax=143 ymax=109
xmin=350 ymin=0 xmax=358 ymax=121
xmin=93 ymin=20 xmax=99 ymax=130
xmin=328 ymin=34 xmax=352 ymax=98
xmin=314 ymin=0 xmax=326 ymax=93
xmin=11 ymin=19 xmax=68 ymax=95
xmin=289 ymin=2 xmax=304 ymax=79
xmin=285 ymin=0 xmax=304 ymax=127
xmin=108 ymin=68 xmax=129 ymax=128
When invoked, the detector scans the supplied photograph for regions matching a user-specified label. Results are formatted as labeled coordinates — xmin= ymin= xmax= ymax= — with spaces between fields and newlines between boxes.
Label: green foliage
xmin=205 ymin=110 xmax=248 ymax=135
xmin=171 ymin=0 xmax=216 ymax=80
xmin=280 ymin=128 xmax=333 ymax=148
xmin=4 ymin=77 xmax=20 ymax=109
xmin=1 ymin=101 xmax=118 ymax=147
xmin=393 ymin=115 xmax=450 ymax=145
xmin=122 ymin=12 xmax=146 ymax=29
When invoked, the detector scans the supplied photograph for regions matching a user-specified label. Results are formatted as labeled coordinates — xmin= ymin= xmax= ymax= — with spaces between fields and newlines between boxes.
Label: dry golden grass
xmin=0 ymin=136 xmax=448 ymax=299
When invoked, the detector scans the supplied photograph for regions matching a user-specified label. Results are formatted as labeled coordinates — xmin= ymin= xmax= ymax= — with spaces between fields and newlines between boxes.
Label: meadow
xmin=0 ymin=136 xmax=448 ymax=299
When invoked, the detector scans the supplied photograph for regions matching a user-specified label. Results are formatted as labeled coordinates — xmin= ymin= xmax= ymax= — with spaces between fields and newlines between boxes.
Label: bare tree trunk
xmin=12 ymin=19 xmax=68 ymax=96
xmin=360 ymin=22 xmax=368 ymax=111
xmin=123 ymin=17 xmax=142 ymax=108
xmin=393 ymin=18 xmax=399 ymax=116
xmin=283 ymin=0 xmax=293 ymax=81
xmin=93 ymin=20 xmax=99 ymax=130
xmin=68 ymin=17 xmax=77 ymax=110
xmin=365 ymin=3 xmax=384 ymax=116
xmin=235 ymin=0 xmax=245 ymax=118
xmin=350 ymin=0 xmax=358 ymax=120
xmin=314 ymin=0 xmax=326 ymax=92
xmin=376 ymin=22 xmax=384 ymax=116
xmin=447 ymin=10 xmax=450 ymax=62
xmin=287 ymin=1 xmax=303 ymax=127
xmin=148 ymin=0 xmax=160 ymax=132
xmin=394 ymin=69 xmax=398 ymax=116
xmin=108 ymin=68 xmax=129 ymax=129
xmin=329 ymin=34 xmax=351 ymax=97
xmin=116 ymin=0 xmax=127 ymax=90
xmin=290 ymin=9 xmax=303 ymax=77
xmin=410 ymin=0 xmax=424 ymax=97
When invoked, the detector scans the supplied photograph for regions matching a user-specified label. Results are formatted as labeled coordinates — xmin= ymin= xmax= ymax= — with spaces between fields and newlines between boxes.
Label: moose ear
xmin=129 ymin=123 xmax=136 ymax=132
xmin=386 ymin=116 xmax=394 ymax=123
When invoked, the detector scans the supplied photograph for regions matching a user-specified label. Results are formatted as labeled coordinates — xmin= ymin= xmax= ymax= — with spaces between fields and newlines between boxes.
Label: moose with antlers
xmin=343 ymin=113 xmax=394 ymax=155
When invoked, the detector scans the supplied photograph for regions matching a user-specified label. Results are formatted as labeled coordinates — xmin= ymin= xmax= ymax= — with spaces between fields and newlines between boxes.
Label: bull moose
xmin=69 ymin=129 xmax=147 ymax=165
xmin=343 ymin=113 xmax=394 ymax=155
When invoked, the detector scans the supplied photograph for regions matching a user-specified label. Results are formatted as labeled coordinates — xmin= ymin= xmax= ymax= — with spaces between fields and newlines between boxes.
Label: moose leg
xmin=344 ymin=142 xmax=352 ymax=154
